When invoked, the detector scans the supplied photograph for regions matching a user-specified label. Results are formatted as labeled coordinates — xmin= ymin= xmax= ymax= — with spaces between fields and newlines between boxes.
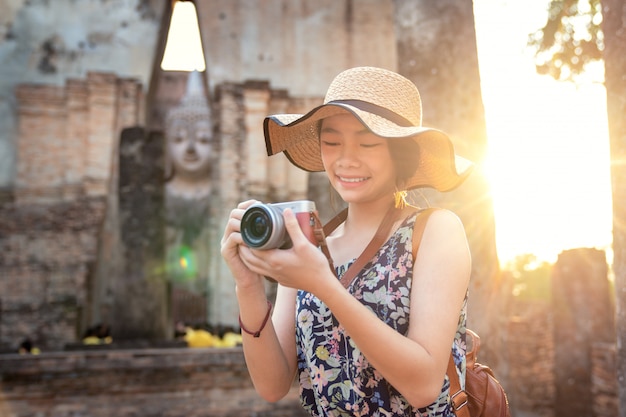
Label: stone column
xmin=211 ymin=83 xmax=245 ymax=327
xmin=552 ymin=248 xmax=615 ymax=417
xmin=243 ymin=81 xmax=271 ymax=199
xmin=113 ymin=127 xmax=169 ymax=340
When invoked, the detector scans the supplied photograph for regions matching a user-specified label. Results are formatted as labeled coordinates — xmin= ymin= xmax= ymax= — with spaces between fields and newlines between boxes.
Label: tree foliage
xmin=528 ymin=0 xmax=604 ymax=81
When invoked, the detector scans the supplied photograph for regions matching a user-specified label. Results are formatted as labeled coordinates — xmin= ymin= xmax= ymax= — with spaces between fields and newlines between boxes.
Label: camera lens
xmin=241 ymin=204 xmax=285 ymax=249
xmin=249 ymin=215 xmax=269 ymax=239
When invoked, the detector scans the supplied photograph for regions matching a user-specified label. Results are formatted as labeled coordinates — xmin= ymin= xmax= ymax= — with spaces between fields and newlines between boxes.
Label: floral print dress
xmin=296 ymin=211 xmax=467 ymax=417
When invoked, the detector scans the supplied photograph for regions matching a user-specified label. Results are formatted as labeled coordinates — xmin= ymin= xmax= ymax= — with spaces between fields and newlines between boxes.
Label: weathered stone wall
xmin=0 ymin=0 xmax=397 ymax=187
xmin=593 ymin=343 xmax=618 ymax=417
xmin=552 ymin=248 xmax=615 ymax=417
xmin=504 ymin=308 xmax=618 ymax=417
xmin=0 ymin=197 xmax=106 ymax=352
xmin=501 ymin=249 xmax=618 ymax=417
xmin=0 ymin=347 xmax=307 ymax=417
xmin=13 ymin=72 xmax=144 ymax=204
xmin=0 ymin=71 xmax=145 ymax=351
xmin=194 ymin=0 xmax=397 ymax=97
xmin=0 ymin=0 xmax=163 ymax=188
xmin=506 ymin=303 xmax=555 ymax=417
xmin=0 ymin=70 xmax=323 ymax=347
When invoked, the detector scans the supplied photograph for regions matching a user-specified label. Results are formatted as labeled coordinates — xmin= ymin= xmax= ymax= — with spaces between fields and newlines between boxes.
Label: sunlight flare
xmin=474 ymin=0 xmax=613 ymax=264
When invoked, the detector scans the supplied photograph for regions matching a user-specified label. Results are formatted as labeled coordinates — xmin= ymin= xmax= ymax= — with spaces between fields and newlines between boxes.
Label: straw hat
xmin=263 ymin=66 xmax=473 ymax=192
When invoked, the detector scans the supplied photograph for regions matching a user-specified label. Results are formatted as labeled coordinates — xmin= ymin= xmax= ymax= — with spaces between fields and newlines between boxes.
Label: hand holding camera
xmin=240 ymin=200 xmax=319 ymax=250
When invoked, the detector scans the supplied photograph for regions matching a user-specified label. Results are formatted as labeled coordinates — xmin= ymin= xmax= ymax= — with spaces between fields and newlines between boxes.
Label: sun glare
xmin=474 ymin=0 xmax=613 ymax=265
xmin=161 ymin=1 xmax=206 ymax=71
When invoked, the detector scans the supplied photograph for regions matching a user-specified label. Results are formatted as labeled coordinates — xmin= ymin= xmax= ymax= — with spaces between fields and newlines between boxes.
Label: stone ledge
xmin=0 ymin=347 xmax=307 ymax=417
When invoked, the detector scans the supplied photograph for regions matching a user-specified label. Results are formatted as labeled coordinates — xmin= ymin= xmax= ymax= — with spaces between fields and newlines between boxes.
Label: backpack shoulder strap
xmin=411 ymin=207 xmax=440 ymax=260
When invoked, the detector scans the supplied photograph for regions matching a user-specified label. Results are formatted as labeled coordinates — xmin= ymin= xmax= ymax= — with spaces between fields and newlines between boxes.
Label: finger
xmin=223 ymin=200 xmax=260 ymax=241
xmin=239 ymin=244 xmax=268 ymax=273
xmin=230 ymin=200 xmax=258 ymax=222
xmin=221 ymin=217 xmax=241 ymax=247
xmin=282 ymin=208 xmax=308 ymax=247
xmin=237 ymin=199 xmax=259 ymax=210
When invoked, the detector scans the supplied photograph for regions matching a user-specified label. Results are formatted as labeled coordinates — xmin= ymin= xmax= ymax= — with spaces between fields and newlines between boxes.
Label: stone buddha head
xmin=165 ymin=71 xmax=215 ymax=199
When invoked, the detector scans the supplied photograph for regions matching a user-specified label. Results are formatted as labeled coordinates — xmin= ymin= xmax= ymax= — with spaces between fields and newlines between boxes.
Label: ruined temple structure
xmin=0 ymin=68 xmax=318 ymax=346
xmin=0 ymin=2 xmax=620 ymax=417
xmin=0 ymin=0 xmax=399 ymax=349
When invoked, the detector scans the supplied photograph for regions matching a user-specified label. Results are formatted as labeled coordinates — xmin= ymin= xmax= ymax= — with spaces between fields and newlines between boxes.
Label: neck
xmin=343 ymin=197 xmax=397 ymax=232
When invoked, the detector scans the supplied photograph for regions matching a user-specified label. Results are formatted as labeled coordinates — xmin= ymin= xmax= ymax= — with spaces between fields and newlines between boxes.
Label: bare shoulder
xmin=414 ymin=208 xmax=465 ymax=237
xmin=418 ymin=208 xmax=470 ymax=259
xmin=412 ymin=209 xmax=471 ymax=292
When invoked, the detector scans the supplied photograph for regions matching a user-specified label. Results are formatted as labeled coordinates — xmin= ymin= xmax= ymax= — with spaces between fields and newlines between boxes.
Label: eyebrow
xmin=320 ymin=125 xmax=372 ymax=136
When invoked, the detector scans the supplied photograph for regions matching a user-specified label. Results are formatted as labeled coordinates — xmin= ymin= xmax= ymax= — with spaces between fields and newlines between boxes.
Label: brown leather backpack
xmin=447 ymin=329 xmax=511 ymax=417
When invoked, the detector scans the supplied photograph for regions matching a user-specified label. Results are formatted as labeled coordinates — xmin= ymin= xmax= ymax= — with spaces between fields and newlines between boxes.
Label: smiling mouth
xmin=338 ymin=176 xmax=369 ymax=183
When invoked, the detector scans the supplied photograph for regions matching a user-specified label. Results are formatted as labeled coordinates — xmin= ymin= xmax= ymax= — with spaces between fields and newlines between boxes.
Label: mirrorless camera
xmin=241 ymin=200 xmax=318 ymax=250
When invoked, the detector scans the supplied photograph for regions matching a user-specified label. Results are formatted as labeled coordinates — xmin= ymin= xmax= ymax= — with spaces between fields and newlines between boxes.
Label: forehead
xmin=321 ymin=112 xmax=360 ymax=124
xmin=320 ymin=113 xmax=368 ymax=131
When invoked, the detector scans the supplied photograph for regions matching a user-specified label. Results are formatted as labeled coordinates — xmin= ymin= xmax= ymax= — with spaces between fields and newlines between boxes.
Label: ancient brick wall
xmin=0 ymin=72 xmax=143 ymax=351
xmin=592 ymin=343 xmax=618 ymax=417
xmin=552 ymin=249 xmax=615 ymax=417
xmin=505 ymin=308 xmax=619 ymax=417
xmin=0 ymin=347 xmax=307 ymax=417
xmin=501 ymin=249 xmax=619 ymax=417
xmin=14 ymin=72 xmax=143 ymax=204
xmin=506 ymin=303 xmax=555 ymax=417
xmin=0 ymin=197 xmax=106 ymax=352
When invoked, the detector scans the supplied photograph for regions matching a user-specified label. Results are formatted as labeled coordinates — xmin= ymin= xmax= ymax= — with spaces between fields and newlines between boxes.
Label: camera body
xmin=241 ymin=200 xmax=318 ymax=250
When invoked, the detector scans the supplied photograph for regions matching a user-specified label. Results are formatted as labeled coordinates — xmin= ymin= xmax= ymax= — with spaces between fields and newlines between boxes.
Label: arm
xmin=220 ymin=201 xmax=298 ymax=402
xmin=246 ymin=208 xmax=470 ymax=408
xmin=236 ymin=283 xmax=299 ymax=402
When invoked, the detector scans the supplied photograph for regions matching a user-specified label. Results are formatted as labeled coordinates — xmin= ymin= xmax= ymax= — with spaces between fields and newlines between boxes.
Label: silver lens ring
xmin=241 ymin=204 xmax=286 ymax=250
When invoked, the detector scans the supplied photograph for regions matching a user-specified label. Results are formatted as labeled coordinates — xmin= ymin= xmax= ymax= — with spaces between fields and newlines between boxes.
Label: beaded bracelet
xmin=239 ymin=300 xmax=272 ymax=338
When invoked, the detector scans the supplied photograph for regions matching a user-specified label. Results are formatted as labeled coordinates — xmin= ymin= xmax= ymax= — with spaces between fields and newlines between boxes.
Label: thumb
xmin=282 ymin=208 xmax=308 ymax=247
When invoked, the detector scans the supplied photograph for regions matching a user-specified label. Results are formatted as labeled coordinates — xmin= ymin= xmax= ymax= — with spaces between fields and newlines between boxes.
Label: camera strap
xmin=311 ymin=211 xmax=335 ymax=273
xmin=319 ymin=205 xmax=405 ymax=289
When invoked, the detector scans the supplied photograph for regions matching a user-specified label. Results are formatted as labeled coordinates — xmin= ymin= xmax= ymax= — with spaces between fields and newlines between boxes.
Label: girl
xmin=221 ymin=66 xmax=473 ymax=416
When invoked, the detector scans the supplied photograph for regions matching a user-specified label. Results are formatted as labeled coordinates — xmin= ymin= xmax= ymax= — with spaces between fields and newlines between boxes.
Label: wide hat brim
xmin=264 ymin=102 xmax=474 ymax=192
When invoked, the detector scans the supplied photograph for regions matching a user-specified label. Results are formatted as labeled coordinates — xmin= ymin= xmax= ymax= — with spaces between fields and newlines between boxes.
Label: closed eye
xmin=361 ymin=143 xmax=383 ymax=148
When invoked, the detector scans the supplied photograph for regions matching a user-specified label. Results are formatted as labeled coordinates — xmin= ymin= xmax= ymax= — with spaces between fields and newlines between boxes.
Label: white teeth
xmin=339 ymin=176 xmax=367 ymax=183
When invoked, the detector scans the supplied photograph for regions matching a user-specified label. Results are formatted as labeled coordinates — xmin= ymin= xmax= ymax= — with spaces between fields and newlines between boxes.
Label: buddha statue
xmin=164 ymin=71 xmax=214 ymax=290
xmin=165 ymin=70 xmax=215 ymax=201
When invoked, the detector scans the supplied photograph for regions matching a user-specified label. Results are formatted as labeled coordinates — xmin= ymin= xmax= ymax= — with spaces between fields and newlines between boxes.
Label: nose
xmin=185 ymin=141 xmax=197 ymax=154
xmin=336 ymin=142 xmax=360 ymax=168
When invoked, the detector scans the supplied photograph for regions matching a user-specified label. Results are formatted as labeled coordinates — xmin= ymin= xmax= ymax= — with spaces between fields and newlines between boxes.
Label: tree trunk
xmin=393 ymin=0 xmax=505 ymax=379
xmin=601 ymin=0 xmax=626 ymax=415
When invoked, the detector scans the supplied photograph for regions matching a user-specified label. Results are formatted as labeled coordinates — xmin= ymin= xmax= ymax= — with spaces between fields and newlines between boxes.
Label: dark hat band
xmin=327 ymin=99 xmax=415 ymax=127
